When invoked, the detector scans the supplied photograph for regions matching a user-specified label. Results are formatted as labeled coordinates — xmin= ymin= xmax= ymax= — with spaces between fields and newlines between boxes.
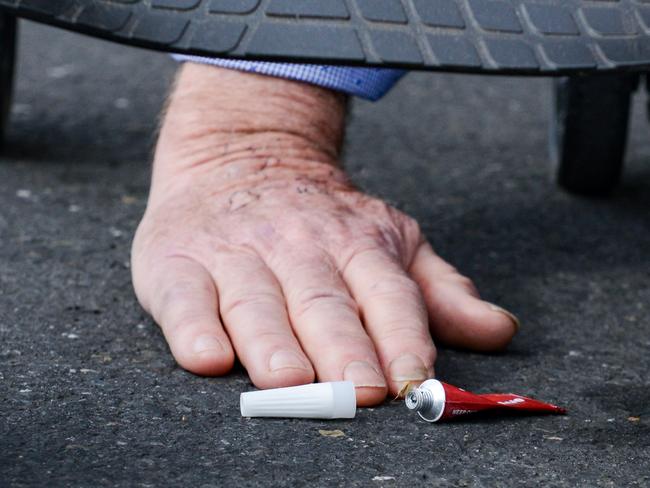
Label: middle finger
xmin=269 ymin=249 xmax=388 ymax=406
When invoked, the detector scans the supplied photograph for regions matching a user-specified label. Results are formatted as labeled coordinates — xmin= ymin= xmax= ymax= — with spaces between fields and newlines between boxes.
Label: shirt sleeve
xmin=171 ymin=54 xmax=407 ymax=101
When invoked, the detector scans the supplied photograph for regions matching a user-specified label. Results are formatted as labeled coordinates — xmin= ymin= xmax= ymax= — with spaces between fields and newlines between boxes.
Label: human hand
xmin=131 ymin=64 xmax=518 ymax=406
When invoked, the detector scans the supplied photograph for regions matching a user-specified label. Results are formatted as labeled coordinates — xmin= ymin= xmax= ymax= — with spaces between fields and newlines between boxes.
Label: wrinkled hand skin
xmin=132 ymin=64 xmax=518 ymax=406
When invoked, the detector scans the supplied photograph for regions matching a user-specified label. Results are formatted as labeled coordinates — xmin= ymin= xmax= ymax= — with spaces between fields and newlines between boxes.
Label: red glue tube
xmin=405 ymin=379 xmax=566 ymax=422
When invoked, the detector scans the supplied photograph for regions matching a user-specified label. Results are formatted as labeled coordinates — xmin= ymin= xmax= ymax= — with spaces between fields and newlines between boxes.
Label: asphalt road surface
xmin=1 ymin=21 xmax=649 ymax=487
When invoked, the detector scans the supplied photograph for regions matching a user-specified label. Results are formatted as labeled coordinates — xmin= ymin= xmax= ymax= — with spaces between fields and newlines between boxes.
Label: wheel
xmin=550 ymin=73 xmax=639 ymax=196
xmin=0 ymin=11 xmax=16 ymax=149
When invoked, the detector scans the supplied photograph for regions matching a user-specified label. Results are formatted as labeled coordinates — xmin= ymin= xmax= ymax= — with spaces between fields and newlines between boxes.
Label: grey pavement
xmin=1 ymin=21 xmax=649 ymax=488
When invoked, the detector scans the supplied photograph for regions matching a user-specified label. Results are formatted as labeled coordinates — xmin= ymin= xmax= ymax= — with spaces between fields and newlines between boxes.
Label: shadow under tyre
xmin=0 ymin=11 xmax=16 ymax=150
xmin=550 ymin=74 xmax=638 ymax=197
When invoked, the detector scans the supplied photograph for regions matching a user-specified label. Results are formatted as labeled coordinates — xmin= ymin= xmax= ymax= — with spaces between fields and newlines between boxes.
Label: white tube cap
xmin=240 ymin=381 xmax=356 ymax=419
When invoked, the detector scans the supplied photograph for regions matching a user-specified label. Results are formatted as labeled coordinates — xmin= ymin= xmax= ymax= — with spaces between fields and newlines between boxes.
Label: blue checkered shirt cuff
xmin=171 ymin=55 xmax=406 ymax=101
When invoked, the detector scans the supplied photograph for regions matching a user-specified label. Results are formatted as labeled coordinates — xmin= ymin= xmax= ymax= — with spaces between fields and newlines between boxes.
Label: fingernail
xmin=488 ymin=303 xmax=521 ymax=331
xmin=193 ymin=334 xmax=225 ymax=354
xmin=388 ymin=353 xmax=429 ymax=383
xmin=343 ymin=361 xmax=386 ymax=388
xmin=269 ymin=350 xmax=310 ymax=372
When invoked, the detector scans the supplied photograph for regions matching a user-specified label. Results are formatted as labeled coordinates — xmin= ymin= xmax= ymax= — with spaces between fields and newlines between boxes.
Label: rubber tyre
xmin=5 ymin=0 xmax=650 ymax=75
xmin=0 ymin=11 xmax=16 ymax=150
xmin=550 ymin=74 xmax=638 ymax=196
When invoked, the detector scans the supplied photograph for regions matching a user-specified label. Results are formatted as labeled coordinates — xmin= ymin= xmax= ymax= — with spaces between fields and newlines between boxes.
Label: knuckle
xmin=155 ymin=279 xmax=212 ymax=325
xmin=254 ymin=330 xmax=295 ymax=342
xmin=326 ymin=330 xmax=375 ymax=353
xmin=456 ymin=274 xmax=475 ymax=288
xmin=339 ymin=244 xmax=377 ymax=273
xmin=160 ymin=279 xmax=207 ymax=304
xmin=446 ymin=273 xmax=478 ymax=294
xmin=376 ymin=321 xmax=431 ymax=345
xmin=160 ymin=305 xmax=208 ymax=333
xmin=133 ymin=217 xmax=175 ymax=256
xmin=367 ymin=274 xmax=421 ymax=300
xmin=401 ymin=214 xmax=422 ymax=237
xmin=283 ymin=217 xmax=318 ymax=243
xmin=370 ymin=226 xmax=403 ymax=257
xmin=220 ymin=290 xmax=284 ymax=319
xmin=292 ymin=286 xmax=357 ymax=319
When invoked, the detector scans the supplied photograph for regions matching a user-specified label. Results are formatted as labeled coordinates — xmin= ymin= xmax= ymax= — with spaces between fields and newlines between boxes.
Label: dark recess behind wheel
xmin=5 ymin=0 xmax=650 ymax=75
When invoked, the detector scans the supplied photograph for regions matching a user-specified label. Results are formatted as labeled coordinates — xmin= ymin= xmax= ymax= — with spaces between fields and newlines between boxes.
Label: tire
xmin=550 ymin=74 xmax=638 ymax=196
xmin=0 ymin=11 xmax=16 ymax=150
xmin=5 ymin=0 xmax=650 ymax=75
